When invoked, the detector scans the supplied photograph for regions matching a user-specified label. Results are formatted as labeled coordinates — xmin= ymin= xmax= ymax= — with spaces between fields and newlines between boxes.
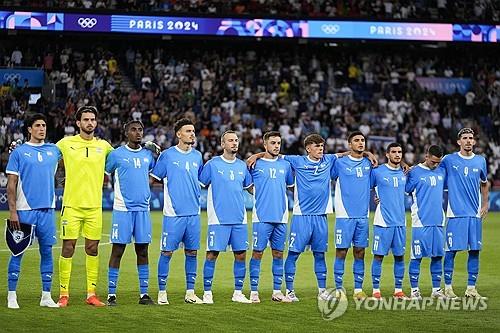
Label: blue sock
xmin=409 ymin=258 xmax=421 ymax=289
xmin=334 ymin=257 xmax=345 ymax=289
xmin=284 ymin=251 xmax=299 ymax=291
xmin=444 ymin=251 xmax=456 ymax=285
xmin=371 ymin=258 xmax=382 ymax=289
xmin=203 ymin=259 xmax=216 ymax=291
xmin=249 ymin=258 xmax=261 ymax=292
xmin=158 ymin=253 xmax=171 ymax=291
xmin=272 ymin=257 xmax=284 ymax=290
xmin=137 ymin=264 xmax=149 ymax=295
xmin=313 ymin=252 xmax=327 ymax=289
xmin=394 ymin=257 xmax=405 ymax=289
xmin=39 ymin=245 xmax=53 ymax=292
xmin=353 ymin=258 xmax=365 ymax=289
xmin=431 ymin=257 xmax=442 ymax=289
xmin=8 ymin=254 xmax=23 ymax=291
xmin=234 ymin=260 xmax=246 ymax=291
xmin=108 ymin=267 xmax=119 ymax=294
xmin=467 ymin=251 xmax=479 ymax=286
xmin=185 ymin=254 xmax=197 ymax=290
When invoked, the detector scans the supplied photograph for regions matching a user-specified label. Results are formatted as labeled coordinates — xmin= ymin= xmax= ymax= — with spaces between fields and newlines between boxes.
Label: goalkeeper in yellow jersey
xmin=56 ymin=106 xmax=113 ymax=307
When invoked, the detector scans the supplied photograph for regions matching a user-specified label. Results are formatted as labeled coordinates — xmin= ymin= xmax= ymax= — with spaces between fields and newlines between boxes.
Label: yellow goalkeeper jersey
xmin=57 ymin=135 xmax=113 ymax=208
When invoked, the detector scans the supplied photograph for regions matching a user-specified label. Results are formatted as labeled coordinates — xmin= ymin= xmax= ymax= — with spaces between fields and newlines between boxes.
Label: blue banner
xmin=0 ymin=10 xmax=499 ymax=43
xmin=0 ymin=68 xmax=44 ymax=87
xmin=1 ymin=188 xmax=499 ymax=212
xmin=416 ymin=77 xmax=472 ymax=95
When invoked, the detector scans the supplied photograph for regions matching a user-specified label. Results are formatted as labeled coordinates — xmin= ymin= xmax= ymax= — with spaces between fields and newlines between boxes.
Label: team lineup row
xmin=5 ymin=106 xmax=489 ymax=308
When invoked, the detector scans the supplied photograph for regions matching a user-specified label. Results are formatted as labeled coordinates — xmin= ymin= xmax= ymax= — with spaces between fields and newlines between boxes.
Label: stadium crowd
xmin=3 ymin=0 xmax=499 ymax=21
xmin=0 ymin=41 xmax=499 ymax=188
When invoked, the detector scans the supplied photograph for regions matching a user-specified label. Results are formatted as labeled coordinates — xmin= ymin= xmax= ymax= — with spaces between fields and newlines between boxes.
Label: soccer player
xmin=248 ymin=131 xmax=294 ymax=303
xmin=370 ymin=142 xmax=407 ymax=299
xmin=56 ymin=106 xmax=113 ymax=307
xmin=6 ymin=113 xmax=60 ymax=309
xmin=150 ymin=118 xmax=204 ymax=305
xmin=249 ymin=134 xmax=342 ymax=302
xmin=200 ymin=130 xmax=253 ymax=304
xmin=405 ymin=145 xmax=447 ymax=300
xmin=105 ymin=120 xmax=155 ymax=306
xmin=331 ymin=131 xmax=373 ymax=300
xmin=442 ymin=128 xmax=489 ymax=298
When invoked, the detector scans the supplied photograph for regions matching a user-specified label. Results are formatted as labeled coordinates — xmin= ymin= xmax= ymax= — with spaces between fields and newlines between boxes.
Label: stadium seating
xmin=6 ymin=0 xmax=499 ymax=22
xmin=0 ymin=40 xmax=499 ymax=188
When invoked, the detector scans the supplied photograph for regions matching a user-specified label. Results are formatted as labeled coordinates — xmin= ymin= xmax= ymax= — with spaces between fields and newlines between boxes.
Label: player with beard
xmin=331 ymin=131 xmax=373 ymax=301
xmin=56 ymin=106 xmax=113 ymax=307
xmin=369 ymin=143 xmax=408 ymax=299
xmin=105 ymin=120 xmax=156 ymax=306
xmin=151 ymin=118 xmax=204 ymax=305
xmin=442 ymin=128 xmax=489 ymax=299
xmin=200 ymin=130 xmax=253 ymax=304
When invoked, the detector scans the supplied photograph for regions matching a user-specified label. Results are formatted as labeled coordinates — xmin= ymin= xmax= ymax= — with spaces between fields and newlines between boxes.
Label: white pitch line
xmin=0 ymin=234 xmax=112 ymax=252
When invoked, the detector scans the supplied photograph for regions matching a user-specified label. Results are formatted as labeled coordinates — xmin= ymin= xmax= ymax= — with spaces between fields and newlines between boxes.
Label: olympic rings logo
xmin=321 ymin=24 xmax=340 ymax=35
xmin=3 ymin=73 xmax=22 ymax=82
xmin=77 ymin=18 xmax=98 ymax=28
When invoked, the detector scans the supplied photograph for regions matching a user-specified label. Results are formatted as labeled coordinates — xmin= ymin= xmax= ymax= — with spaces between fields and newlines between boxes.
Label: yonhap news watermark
xmin=317 ymin=288 xmax=488 ymax=321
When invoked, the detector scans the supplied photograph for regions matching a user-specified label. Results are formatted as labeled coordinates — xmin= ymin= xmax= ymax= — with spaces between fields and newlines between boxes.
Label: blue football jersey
xmin=251 ymin=158 xmax=294 ymax=223
xmin=6 ymin=142 xmax=61 ymax=210
xmin=105 ymin=146 xmax=155 ymax=211
xmin=440 ymin=152 xmax=488 ymax=218
xmin=199 ymin=156 xmax=253 ymax=225
xmin=370 ymin=164 xmax=406 ymax=227
xmin=405 ymin=164 xmax=446 ymax=227
xmin=331 ymin=156 xmax=372 ymax=218
xmin=284 ymin=154 xmax=337 ymax=215
xmin=151 ymin=146 xmax=203 ymax=217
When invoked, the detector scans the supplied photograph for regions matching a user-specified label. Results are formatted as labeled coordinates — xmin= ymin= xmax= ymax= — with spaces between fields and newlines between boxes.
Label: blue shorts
xmin=161 ymin=215 xmax=200 ymax=251
xmin=18 ymin=209 xmax=56 ymax=246
xmin=207 ymin=224 xmax=248 ymax=252
xmin=411 ymin=226 xmax=444 ymax=259
xmin=252 ymin=222 xmax=287 ymax=252
xmin=288 ymin=215 xmax=328 ymax=253
xmin=111 ymin=210 xmax=152 ymax=244
xmin=445 ymin=217 xmax=482 ymax=251
xmin=335 ymin=218 xmax=369 ymax=249
xmin=372 ymin=226 xmax=406 ymax=256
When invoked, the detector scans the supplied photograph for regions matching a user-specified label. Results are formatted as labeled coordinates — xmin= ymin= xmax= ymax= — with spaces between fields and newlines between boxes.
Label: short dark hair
xmin=428 ymin=145 xmax=444 ymax=158
xmin=386 ymin=142 xmax=402 ymax=153
xmin=75 ymin=105 xmax=98 ymax=121
xmin=303 ymin=133 xmax=325 ymax=147
xmin=174 ymin=118 xmax=194 ymax=133
xmin=348 ymin=131 xmax=365 ymax=143
xmin=26 ymin=113 xmax=46 ymax=128
xmin=221 ymin=130 xmax=237 ymax=144
xmin=457 ymin=127 xmax=475 ymax=139
xmin=263 ymin=131 xmax=281 ymax=142
xmin=123 ymin=120 xmax=144 ymax=131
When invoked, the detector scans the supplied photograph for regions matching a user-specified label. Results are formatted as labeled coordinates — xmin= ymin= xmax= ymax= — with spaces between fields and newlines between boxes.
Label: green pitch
xmin=0 ymin=211 xmax=499 ymax=332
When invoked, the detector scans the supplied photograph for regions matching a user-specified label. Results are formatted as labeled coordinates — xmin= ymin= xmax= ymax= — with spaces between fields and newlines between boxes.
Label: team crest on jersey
xmin=279 ymin=169 xmax=285 ymax=174
xmin=238 ymin=171 xmax=243 ymax=175
xmin=143 ymin=158 xmax=149 ymax=163
xmin=438 ymin=176 xmax=443 ymax=180
xmin=96 ymin=147 xmax=103 ymax=153
xmin=47 ymin=151 xmax=53 ymax=156
xmin=193 ymin=162 xmax=198 ymax=167
xmin=5 ymin=222 xmax=34 ymax=256
xmin=364 ymin=166 xmax=370 ymax=170
xmin=473 ymin=168 xmax=479 ymax=172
